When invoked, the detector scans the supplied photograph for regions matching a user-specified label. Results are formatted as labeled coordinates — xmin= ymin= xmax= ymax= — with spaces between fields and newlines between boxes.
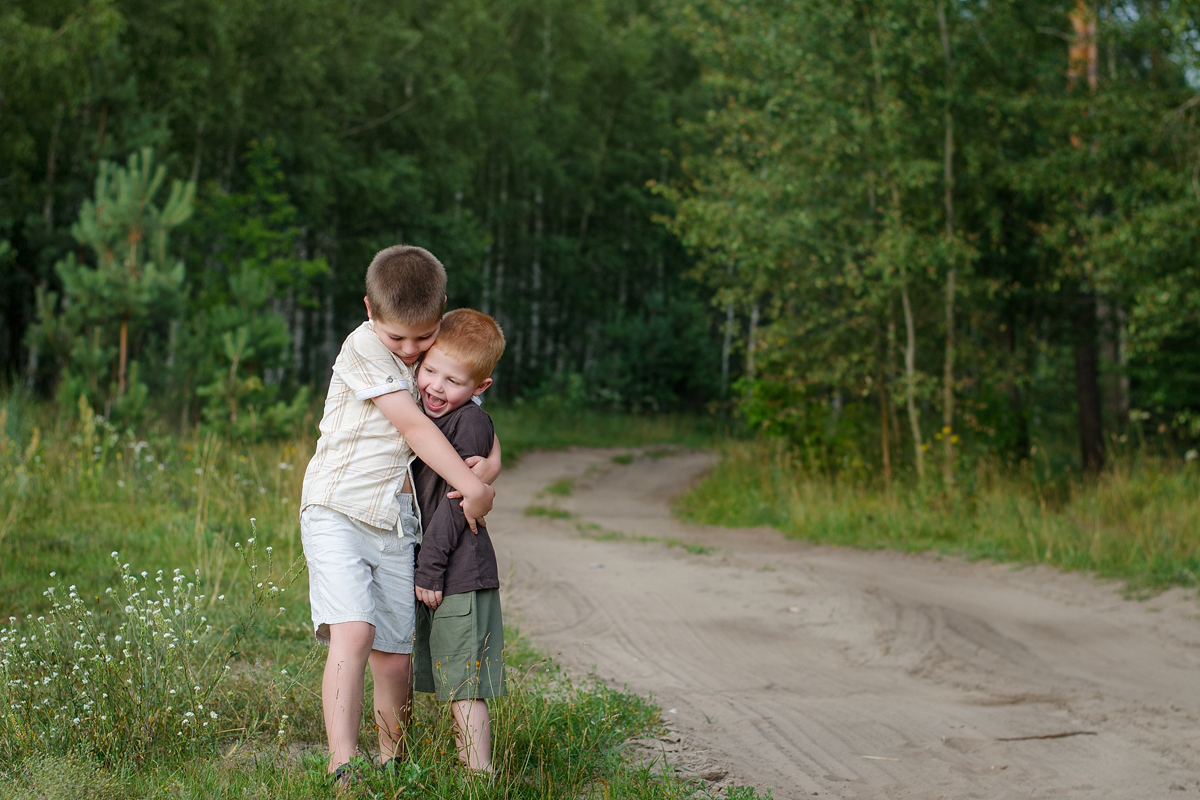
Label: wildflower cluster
xmin=227 ymin=522 xmax=300 ymax=640
xmin=0 ymin=554 xmax=225 ymax=765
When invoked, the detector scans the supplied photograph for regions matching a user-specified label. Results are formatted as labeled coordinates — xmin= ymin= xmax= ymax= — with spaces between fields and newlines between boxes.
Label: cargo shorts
xmin=414 ymin=588 xmax=506 ymax=701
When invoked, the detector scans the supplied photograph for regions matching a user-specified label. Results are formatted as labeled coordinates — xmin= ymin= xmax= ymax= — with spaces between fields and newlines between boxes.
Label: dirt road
xmin=492 ymin=447 xmax=1200 ymax=799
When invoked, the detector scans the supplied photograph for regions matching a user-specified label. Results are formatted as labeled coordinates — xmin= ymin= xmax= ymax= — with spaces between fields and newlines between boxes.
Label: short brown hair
xmin=365 ymin=245 xmax=447 ymax=324
xmin=430 ymin=309 xmax=506 ymax=384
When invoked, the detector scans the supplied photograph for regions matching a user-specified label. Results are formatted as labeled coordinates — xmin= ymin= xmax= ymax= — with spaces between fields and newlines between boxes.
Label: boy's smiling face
xmin=365 ymin=296 xmax=440 ymax=366
xmin=417 ymin=348 xmax=492 ymax=418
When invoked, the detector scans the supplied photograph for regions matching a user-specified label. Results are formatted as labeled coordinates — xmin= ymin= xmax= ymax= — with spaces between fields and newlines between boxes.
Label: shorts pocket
xmin=434 ymin=593 xmax=472 ymax=618
xmin=430 ymin=592 xmax=474 ymax=656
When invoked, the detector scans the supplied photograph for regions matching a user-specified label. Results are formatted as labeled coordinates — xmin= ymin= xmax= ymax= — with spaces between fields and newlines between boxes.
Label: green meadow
xmin=0 ymin=396 xmax=757 ymax=799
xmin=3 ymin=383 xmax=1198 ymax=799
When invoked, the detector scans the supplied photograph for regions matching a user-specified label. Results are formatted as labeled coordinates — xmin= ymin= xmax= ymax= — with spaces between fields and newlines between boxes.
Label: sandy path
xmin=491 ymin=447 xmax=1200 ymax=799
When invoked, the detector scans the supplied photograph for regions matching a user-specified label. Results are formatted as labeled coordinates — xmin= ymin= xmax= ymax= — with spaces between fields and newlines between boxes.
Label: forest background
xmin=2 ymin=1 xmax=1200 ymax=794
xmin=3 ymin=0 xmax=1200 ymax=487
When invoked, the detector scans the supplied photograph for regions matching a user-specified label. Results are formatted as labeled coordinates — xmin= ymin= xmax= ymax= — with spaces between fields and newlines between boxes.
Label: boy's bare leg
xmin=323 ymin=621 xmax=375 ymax=772
xmin=450 ymin=699 xmax=493 ymax=773
xmin=368 ymin=650 xmax=413 ymax=762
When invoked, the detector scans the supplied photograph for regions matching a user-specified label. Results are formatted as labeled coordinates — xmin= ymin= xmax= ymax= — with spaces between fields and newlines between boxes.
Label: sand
xmin=492 ymin=447 xmax=1200 ymax=799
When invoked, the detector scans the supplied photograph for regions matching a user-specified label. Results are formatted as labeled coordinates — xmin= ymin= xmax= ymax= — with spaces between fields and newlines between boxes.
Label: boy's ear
xmin=364 ymin=296 xmax=374 ymax=320
xmin=472 ymin=377 xmax=493 ymax=397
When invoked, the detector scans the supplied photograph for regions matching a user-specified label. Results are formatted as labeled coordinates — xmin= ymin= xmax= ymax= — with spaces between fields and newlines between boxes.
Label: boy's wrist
xmin=463 ymin=478 xmax=492 ymax=499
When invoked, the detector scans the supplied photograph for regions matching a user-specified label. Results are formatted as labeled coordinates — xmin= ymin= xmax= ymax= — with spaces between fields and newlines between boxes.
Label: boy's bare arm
xmin=373 ymin=391 xmax=494 ymax=530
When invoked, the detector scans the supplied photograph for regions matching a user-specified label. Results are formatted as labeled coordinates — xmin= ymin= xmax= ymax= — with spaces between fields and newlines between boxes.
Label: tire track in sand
xmin=492 ymin=447 xmax=1200 ymax=799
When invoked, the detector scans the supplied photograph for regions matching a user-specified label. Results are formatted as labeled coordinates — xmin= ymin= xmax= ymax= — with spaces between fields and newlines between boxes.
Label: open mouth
xmin=424 ymin=393 xmax=448 ymax=413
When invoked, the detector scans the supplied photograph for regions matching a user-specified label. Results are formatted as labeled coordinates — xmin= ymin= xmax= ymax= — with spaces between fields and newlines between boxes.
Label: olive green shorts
xmin=414 ymin=588 xmax=506 ymax=701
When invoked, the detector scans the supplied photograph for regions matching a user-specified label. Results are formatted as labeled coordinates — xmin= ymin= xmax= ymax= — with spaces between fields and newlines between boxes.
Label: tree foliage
xmin=664 ymin=0 xmax=1200 ymax=475
xmin=2 ymin=0 xmax=719 ymax=428
xmin=1 ymin=0 xmax=1198 ymax=467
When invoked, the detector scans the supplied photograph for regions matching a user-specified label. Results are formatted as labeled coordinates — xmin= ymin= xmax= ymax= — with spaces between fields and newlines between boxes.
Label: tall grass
xmin=0 ymin=542 xmax=301 ymax=768
xmin=2 ymin=568 xmax=725 ymax=798
xmin=0 ymin=392 xmax=311 ymax=619
xmin=0 ymin=395 xmax=764 ymax=798
xmin=488 ymin=402 xmax=716 ymax=461
xmin=679 ymin=440 xmax=1200 ymax=592
xmin=0 ymin=557 xmax=706 ymax=798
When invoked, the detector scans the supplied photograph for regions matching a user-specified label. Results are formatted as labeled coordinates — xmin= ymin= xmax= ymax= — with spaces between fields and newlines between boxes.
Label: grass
xmin=487 ymin=404 xmax=713 ymax=462
xmin=678 ymin=439 xmax=1200 ymax=593
xmin=542 ymin=478 xmax=575 ymax=497
xmin=523 ymin=469 xmax=716 ymax=557
xmin=575 ymin=522 xmax=715 ymax=556
xmin=0 ymin=395 xmax=766 ymax=799
xmin=609 ymin=447 xmax=682 ymax=466
xmin=524 ymin=504 xmax=576 ymax=520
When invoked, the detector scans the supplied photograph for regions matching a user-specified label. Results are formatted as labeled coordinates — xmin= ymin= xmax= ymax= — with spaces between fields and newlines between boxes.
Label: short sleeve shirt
xmin=301 ymin=320 xmax=422 ymax=530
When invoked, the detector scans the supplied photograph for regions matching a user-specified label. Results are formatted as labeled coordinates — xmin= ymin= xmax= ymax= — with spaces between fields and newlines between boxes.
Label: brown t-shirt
xmin=412 ymin=401 xmax=499 ymax=596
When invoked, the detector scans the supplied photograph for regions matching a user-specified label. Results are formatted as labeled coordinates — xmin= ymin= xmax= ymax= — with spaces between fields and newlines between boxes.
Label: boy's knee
xmin=370 ymin=650 xmax=412 ymax=680
xmin=328 ymin=621 xmax=376 ymax=655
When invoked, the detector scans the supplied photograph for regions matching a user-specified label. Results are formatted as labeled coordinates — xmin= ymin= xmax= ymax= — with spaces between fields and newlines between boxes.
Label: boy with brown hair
xmin=411 ymin=308 xmax=507 ymax=775
xmin=300 ymin=246 xmax=501 ymax=783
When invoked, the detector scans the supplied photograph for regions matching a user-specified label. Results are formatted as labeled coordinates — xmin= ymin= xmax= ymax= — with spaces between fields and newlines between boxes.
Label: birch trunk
xmin=879 ymin=352 xmax=892 ymax=491
xmin=1075 ymin=294 xmax=1105 ymax=471
xmin=938 ymin=1 xmax=957 ymax=485
xmin=902 ymin=282 xmax=924 ymax=481
xmin=529 ymin=186 xmax=543 ymax=368
xmin=721 ymin=300 xmax=735 ymax=399
xmin=493 ymin=167 xmax=508 ymax=323
xmin=888 ymin=181 xmax=925 ymax=481
xmin=481 ymin=193 xmax=494 ymax=315
xmin=1116 ymin=303 xmax=1130 ymax=427
xmin=745 ymin=302 xmax=760 ymax=381
xmin=887 ymin=314 xmax=902 ymax=456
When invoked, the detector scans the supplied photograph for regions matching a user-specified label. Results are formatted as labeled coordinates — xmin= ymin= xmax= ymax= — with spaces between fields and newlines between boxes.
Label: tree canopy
xmin=663 ymin=0 xmax=1200 ymax=475
xmin=1 ymin=0 xmax=1198 ymax=471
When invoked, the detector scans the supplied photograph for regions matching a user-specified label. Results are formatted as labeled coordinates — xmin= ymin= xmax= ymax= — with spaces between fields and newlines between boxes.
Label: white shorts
xmin=300 ymin=495 xmax=422 ymax=654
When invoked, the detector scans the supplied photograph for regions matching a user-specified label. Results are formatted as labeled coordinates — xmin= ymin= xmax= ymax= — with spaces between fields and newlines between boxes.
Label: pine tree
xmin=54 ymin=148 xmax=195 ymax=413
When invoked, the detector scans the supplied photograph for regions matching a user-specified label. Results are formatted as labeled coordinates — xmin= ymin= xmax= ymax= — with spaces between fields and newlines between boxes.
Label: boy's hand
xmin=415 ymin=585 xmax=443 ymax=610
xmin=464 ymin=453 xmax=500 ymax=485
xmin=375 ymin=390 xmax=494 ymax=532
xmin=459 ymin=483 xmax=495 ymax=534
xmin=449 ymin=436 xmax=503 ymax=527
xmin=467 ymin=434 xmax=502 ymax=484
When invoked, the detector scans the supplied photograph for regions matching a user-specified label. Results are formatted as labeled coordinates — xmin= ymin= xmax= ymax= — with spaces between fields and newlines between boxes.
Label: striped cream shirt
xmin=301 ymin=320 xmax=422 ymax=530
